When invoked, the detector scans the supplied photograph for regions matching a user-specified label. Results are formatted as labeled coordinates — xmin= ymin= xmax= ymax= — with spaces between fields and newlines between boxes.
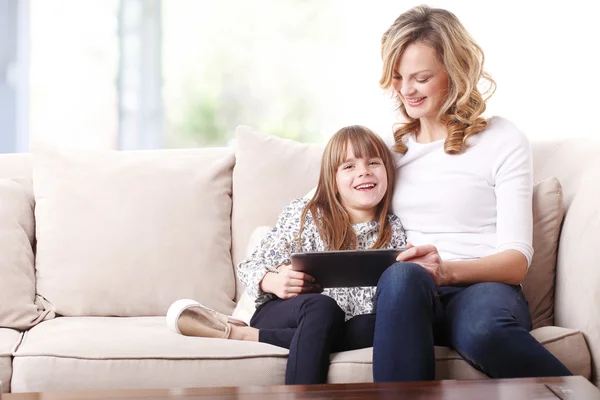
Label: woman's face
xmin=393 ymin=42 xmax=449 ymax=121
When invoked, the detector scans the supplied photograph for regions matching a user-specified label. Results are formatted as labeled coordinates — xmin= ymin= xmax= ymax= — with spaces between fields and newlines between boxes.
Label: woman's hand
xmin=260 ymin=264 xmax=322 ymax=299
xmin=396 ymin=243 xmax=453 ymax=286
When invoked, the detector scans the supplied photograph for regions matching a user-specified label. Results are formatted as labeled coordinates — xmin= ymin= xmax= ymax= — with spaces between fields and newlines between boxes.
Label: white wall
xmin=322 ymin=1 xmax=600 ymax=141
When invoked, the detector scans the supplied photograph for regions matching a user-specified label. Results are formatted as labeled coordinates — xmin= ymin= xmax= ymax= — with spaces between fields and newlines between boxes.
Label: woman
xmin=374 ymin=5 xmax=572 ymax=381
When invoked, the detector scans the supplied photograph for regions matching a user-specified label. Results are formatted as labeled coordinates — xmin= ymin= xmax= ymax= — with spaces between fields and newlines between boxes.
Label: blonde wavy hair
xmin=296 ymin=125 xmax=396 ymax=251
xmin=380 ymin=5 xmax=496 ymax=155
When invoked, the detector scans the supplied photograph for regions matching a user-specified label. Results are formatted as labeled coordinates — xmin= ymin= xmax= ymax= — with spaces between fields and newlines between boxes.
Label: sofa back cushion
xmin=230 ymin=126 xmax=566 ymax=324
xmin=0 ymin=178 xmax=54 ymax=329
xmin=0 ymin=153 xmax=32 ymax=179
xmin=231 ymin=126 xmax=324 ymax=271
xmin=32 ymin=145 xmax=236 ymax=316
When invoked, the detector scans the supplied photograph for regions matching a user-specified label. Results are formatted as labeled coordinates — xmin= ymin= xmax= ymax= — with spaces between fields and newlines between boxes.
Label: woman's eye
xmin=393 ymin=75 xmax=401 ymax=80
xmin=416 ymin=77 xmax=431 ymax=83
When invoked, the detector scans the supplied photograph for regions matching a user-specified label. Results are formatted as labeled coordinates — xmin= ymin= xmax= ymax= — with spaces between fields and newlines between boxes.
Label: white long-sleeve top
xmin=390 ymin=116 xmax=534 ymax=266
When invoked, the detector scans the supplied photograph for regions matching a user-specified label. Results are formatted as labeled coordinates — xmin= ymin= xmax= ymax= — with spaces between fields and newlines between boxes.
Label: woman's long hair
xmin=379 ymin=5 xmax=496 ymax=155
xmin=296 ymin=126 xmax=396 ymax=250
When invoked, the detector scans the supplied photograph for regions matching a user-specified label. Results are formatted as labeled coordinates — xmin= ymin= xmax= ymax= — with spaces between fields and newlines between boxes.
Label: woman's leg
xmin=251 ymin=293 xmax=346 ymax=384
xmin=372 ymin=262 xmax=441 ymax=382
xmin=440 ymin=282 xmax=572 ymax=378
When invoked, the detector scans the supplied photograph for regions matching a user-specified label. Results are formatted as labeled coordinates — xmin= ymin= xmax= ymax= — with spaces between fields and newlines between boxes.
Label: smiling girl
xmin=168 ymin=125 xmax=408 ymax=385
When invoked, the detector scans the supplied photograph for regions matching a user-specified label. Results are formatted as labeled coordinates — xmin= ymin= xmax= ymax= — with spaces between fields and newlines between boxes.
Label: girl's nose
xmin=357 ymin=166 xmax=370 ymax=177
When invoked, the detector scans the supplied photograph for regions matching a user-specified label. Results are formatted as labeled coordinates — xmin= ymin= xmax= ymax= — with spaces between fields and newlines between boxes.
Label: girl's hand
xmin=260 ymin=264 xmax=322 ymax=299
xmin=396 ymin=243 xmax=452 ymax=286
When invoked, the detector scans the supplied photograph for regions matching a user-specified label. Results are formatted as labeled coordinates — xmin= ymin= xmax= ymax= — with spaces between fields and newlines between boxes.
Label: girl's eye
xmin=343 ymin=164 xmax=353 ymax=170
xmin=393 ymin=75 xmax=401 ymax=80
xmin=369 ymin=161 xmax=380 ymax=166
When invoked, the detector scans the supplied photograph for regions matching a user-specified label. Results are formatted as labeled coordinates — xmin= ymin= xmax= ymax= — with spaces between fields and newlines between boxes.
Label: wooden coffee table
xmin=3 ymin=376 xmax=599 ymax=399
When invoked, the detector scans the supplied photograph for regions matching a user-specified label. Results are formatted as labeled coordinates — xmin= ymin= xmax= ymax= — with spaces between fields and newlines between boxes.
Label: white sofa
xmin=0 ymin=126 xmax=599 ymax=393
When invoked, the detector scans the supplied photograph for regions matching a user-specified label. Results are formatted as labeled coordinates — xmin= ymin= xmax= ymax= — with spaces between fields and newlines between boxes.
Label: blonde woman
xmin=375 ymin=5 xmax=571 ymax=381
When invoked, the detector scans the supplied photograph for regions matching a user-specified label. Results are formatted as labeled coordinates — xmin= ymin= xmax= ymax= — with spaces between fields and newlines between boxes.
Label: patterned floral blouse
xmin=237 ymin=197 xmax=407 ymax=320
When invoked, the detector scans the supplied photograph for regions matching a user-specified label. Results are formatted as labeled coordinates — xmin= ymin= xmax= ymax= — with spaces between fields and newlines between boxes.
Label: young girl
xmin=167 ymin=125 xmax=407 ymax=385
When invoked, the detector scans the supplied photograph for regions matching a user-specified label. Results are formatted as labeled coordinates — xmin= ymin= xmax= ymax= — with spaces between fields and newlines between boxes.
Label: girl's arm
xmin=236 ymin=198 xmax=316 ymax=298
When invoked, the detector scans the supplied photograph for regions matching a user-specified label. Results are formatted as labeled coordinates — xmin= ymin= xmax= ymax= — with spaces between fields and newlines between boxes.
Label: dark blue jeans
xmin=373 ymin=262 xmax=573 ymax=382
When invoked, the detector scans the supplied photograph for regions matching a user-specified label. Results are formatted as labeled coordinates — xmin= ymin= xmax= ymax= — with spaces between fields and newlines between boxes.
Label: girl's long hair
xmin=296 ymin=125 xmax=396 ymax=250
xmin=379 ymin=5 xmax=496 ymax=155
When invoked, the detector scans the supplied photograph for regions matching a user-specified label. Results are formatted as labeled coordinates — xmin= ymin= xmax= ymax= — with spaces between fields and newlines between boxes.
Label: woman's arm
xmin=397 ymin=245 xmax=527 ymax=285
xmin=448 ymin=250 xmax=528 ymax=285
xmin=397 ymin=122 xmax=534 ymax=286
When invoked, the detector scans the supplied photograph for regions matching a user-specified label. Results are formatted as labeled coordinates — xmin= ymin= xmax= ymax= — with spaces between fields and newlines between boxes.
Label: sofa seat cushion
xmin=11 ymin=317 xmax=288 ymax=392
xmin=327 ymin=326 xmax=590 ymax=383
xmin=0 ymin=328 xmax=23 ymax=392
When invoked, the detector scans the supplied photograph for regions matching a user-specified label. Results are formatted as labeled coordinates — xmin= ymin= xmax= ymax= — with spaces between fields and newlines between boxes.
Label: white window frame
xmin=0 ymin=0 xmax=29 ymax=153
xmin=117 ymin=0 xmax=164 ymax=150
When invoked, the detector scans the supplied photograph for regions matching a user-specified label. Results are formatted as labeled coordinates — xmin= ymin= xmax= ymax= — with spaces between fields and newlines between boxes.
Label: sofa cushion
xmin=0 ymin=178 xmax=54 ymax=329
xmin=10 ymin=317 xmax=589 ymax=392
xmin=522 ymin=177 xmax=565 ymax=329
xmin=231 ymin=126 xmax=324 ymax=271
xmin=553 ymin=160 xmax=600 ymax=385
xmin=230 ymin=128 xmax=568 ymax=324
xmin=32 ymin=145 xmax=237 ymax=316
xmin=0 ymin=328 xmax=23 ymax=392
xmin=231 ymin=226 xmax=274 ymax=324
xmin=12 ymin=317 xmax=288 ymax=392
xmin=327 ymin=326 xmax=590 ymax=383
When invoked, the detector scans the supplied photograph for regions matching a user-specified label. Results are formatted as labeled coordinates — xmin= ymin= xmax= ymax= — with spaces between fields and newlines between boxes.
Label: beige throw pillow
xmin=32 ymin=145 xmax=237 ymax=317
xmin=230 ymin=127 xmax=563 ymax=328
xmin=231 ymin=226 xmax=274 ymax=325
xmin=522 ymin=177 xmax=565 ymax=329
xmin=0 ymin=178 xmax=54 ymax=329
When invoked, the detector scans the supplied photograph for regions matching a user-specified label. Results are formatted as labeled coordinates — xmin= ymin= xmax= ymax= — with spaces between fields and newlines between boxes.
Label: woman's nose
xmin=400 ymin=82 xmax=415 ymax=96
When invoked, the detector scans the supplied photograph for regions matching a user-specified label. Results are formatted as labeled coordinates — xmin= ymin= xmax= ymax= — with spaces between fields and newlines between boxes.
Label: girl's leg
xmin=333 ymin=314 xmax=376 ymax=352
xmin=229 ymin=325 xmax=259 ymax=341
xmin=251 ymin=293 xmax=346 ymax=385
xmin=373 ymin=262 xmax=441 ymax=382
xmin=440 ymin=282 xmax=572 ymax=378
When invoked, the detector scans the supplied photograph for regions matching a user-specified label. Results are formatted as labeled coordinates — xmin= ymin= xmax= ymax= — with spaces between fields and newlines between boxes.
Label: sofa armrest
xmin=554 ymin=163 xmax=600 ymax=385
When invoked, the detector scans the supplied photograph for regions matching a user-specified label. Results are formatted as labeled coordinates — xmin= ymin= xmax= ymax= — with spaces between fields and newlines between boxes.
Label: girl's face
xmin=393 ymin=42 xmax=449 ymax=121
xmin=335 ymin=143 xmax=388 ymax=224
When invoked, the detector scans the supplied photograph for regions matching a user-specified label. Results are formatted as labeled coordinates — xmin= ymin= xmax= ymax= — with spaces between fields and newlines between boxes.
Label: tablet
xmin=290 ymin=248 xmax=406 ymax=288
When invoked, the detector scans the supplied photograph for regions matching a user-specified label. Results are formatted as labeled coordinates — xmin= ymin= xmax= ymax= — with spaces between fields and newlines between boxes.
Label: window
xmin=2 ymin=0 xmax=597 ymax=153
xmin=29 ymin=0 xmax=119 ymax=149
